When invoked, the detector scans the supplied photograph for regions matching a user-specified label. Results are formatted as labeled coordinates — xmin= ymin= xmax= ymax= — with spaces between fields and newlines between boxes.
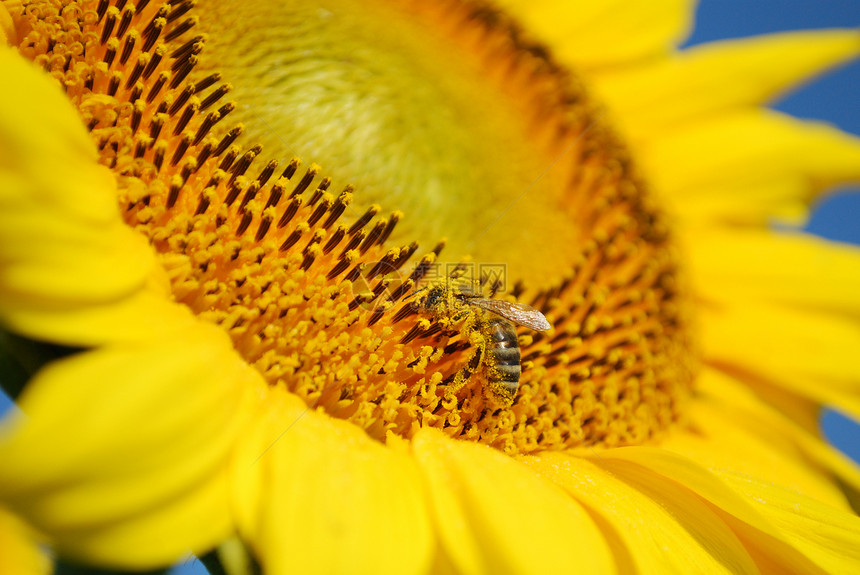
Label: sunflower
xmin=1 ymin=0 xmax=860 ymax=573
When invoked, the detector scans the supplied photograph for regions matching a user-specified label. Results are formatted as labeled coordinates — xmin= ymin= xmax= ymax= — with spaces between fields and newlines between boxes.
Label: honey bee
xmin=407 ymin=280 xmax=551 ymax=405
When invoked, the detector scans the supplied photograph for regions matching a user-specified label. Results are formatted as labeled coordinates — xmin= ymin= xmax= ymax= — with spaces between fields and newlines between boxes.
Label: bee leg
xmin=450 ymin=308 xmax=471 ymax=324
xmin=443 ymin=343 xmax=484 ymax=394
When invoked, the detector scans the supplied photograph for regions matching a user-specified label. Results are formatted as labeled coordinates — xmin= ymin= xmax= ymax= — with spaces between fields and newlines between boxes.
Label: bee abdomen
xmin=486 ymin=317 xmax=521 ymax=384
xmin=492 ymin=345 xmax=520 ymax=370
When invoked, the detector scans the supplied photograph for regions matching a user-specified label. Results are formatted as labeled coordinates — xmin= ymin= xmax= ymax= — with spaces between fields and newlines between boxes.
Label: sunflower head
xmin=10 ymin=0 xmax=697 ymax=457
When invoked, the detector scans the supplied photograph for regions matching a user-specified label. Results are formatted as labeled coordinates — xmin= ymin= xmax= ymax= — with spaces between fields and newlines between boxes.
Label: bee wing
xmin=470 ymin=299 xmax=551 ymax=331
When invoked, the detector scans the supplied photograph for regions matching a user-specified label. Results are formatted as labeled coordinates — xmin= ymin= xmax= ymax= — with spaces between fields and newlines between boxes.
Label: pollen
xmin=12 ymin=0 xmax=697 ymax=455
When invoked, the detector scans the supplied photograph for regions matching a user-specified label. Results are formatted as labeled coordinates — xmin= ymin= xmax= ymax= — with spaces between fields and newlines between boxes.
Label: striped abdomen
xmin=485 ymin=316 xmax=521 ymax=397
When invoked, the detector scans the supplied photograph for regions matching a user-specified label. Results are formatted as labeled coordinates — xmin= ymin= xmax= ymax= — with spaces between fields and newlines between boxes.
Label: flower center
xmin=13 ymin=0 xmax=697 ymax=454
xmin=191 ymin=0 xmax=586 ymax=287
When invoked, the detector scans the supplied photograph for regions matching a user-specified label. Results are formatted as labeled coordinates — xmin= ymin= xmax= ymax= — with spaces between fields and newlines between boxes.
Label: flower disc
xmin=11 ymin=0 xmax=696 ymax=455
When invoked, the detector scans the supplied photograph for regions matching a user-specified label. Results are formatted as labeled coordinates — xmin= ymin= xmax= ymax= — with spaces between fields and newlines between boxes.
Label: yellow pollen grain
xmin=12 ymin=0 xmax=698 ymax=453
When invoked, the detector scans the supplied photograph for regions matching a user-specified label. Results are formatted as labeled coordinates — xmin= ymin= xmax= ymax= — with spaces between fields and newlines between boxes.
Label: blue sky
xmin=0 ymin=2 xmax=858 ymax=573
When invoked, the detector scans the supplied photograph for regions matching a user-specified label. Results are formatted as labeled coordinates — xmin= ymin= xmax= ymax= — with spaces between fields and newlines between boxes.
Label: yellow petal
xmin=640 ymin=110 xmax=860 ymax=223
xmin=0 ymin=47 xmax=156 ymax=342
xmin=595 ymin=30 xmax=860 ymax=138
xmin=231 ymin=387 xmax=432 ymax=575
xmin=694 ymin=367 xmax=860 ymax=513
xmin=523 ymin=452 xmax=759 ymax=574
xmin=685 ymin=230 xmax=860 ymax=317
xmin=1 ymin=289 xmax=201 ymax=348
xmin=596 ymin=447 xmax=829 ymax=574
xmin=412 ymin=428 xmax=614 ymax=575
xmin=0 ymin=507 xmax=49 ymax=575
xmin=52 ymin=469 xmax=233 ymax=568
xmin=700 ymin=300 xmax=860 ymax=418
xmin=495 ymin=0 xmax=695 ymax=68
xmin=662 ymin=393 xmax=849 ymax=510
xmin=716 ymin=470 xmax=860 ymax=575
xmin=0 ymin=321 xmax=259 ymax=568
xmin=669 ymin=178 xmax=812 ymax=226
xmin=795 ymin=426 xmax=860 ymax=517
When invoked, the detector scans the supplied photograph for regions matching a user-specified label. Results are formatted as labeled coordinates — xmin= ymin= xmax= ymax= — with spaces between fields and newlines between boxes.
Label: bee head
xmin=401 ymin=283 xmax=447 ymax=313
xmin=410 ymin=284 xmax=438 ymax=309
